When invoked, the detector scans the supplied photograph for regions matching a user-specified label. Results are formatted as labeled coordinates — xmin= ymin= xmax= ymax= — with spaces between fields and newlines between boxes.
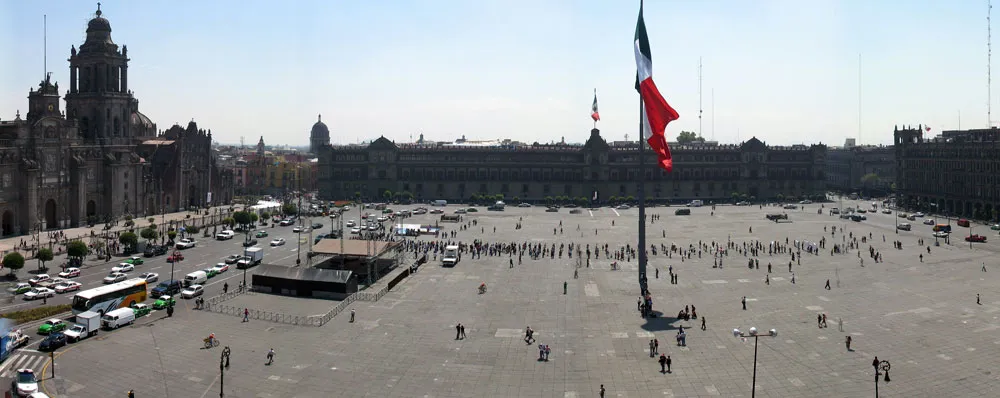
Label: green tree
xmin=512 ymin=196 xmax=520 ymax=203
xmin=186 ymin=225 xmax=200 ymax=234
xmin=731 ymin=192 xmax=740 ymax=202
xmin=608 ymin=195 xmax=619 ymax=204
xmin=249 ymin=213 xmax=259 ymax=224
xmin=861 ymin=173 xmax=881 ymax=194
xmin=544 ymin=196 xmax=554 ymax=205
xmin=167 ymin=230 xmax=178 ymax=241
xmin=776 ymin=193 xmax=785 ymax=202
xmin=119 ymin=231 xmax=139 ymax=253
xmin=676 ymin=131 xmax=705 ymax=144
xmin=147 ymin=217 xmax=156 ymax=224
xmin=140 ymin=227 xmax=159 ymax=242
xmin=66 ymin=240 xmax=88 ymax=261
xmin=2 ymin=252 xmax=24 ymax=276
xmin=382 ymin=190 xmax=393 ymax=201
xmin=282 ymin=203 xmax=298 ymax=216
xmin=36 ymin=248 xmax=54 ymax=271
xmin=260 ymin=211 xmax=271 ymax=221
xmin=625 ymin=195 xmax=636 ymax=203
xmin=222 ymin=217 xmax=235 ymax=227
xmin=232 ymin=211 xmax=252 ymax=229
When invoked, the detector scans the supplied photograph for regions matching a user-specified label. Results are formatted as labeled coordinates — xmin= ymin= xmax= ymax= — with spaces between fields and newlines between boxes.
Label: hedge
xmin=0 ymin=304 xmax=73 ymax=324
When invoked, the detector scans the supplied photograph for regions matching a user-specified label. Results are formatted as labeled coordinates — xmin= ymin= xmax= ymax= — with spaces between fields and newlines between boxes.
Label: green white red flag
xmin=634 ymin=0 xmax=679 ymax=172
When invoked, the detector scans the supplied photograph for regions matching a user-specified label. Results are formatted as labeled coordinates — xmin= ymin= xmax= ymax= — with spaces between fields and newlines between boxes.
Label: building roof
xmin=253 ymin=263 xmax=353 ymax=284
xmin=312 ymin=239 xmax=400 ymax=257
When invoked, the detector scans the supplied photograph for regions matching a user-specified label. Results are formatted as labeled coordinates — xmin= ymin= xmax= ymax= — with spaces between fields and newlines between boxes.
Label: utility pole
xmin=698 ymin=57 xmax=703 ymax=139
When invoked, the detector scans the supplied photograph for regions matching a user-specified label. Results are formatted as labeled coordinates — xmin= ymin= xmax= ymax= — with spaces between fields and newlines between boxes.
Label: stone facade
xmin=894 ymin=125 xmax=1000 ymax=219
xmin=317 ymin=128 xmax=827 ymax=203
xmin=825 ymin=145 xmax=895 ymax=194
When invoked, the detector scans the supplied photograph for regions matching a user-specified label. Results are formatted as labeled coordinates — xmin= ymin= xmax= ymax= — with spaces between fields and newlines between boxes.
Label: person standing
xmin=460 ymin=324 xmax=467 ymax=339
xmin=700 ymin=316 xmax=706 ymax=331
xmin=266 ymin=348 xmax=275 ymax=365
xmin=456 ymin=323 xmax=462 ymax=340
xmin=658 ymin=353 xmax=667 ymax=373
xmin=243 ymin=308 xmax=249 ymax=322
xmin=977 ymin=294 xmax=981 ymax=305
xmin=600 ymin=384 xmax=605 ymax=398
xmin=654 ymin=338 xmax=659 ymax=355
xmin=665 ymin=355 xmax=672 ymax=373
xmin=350 ymin=309 xmax=356 ymax=323
xmin=742 ymin=296 xmax=747 ymax=310
xmin=649 ymin=340 xmax=655 ymax=357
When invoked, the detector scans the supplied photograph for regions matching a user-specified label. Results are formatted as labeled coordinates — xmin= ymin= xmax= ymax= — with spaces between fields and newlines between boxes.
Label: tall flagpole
xmin=638 ymin=98 xmax=648 ymax=295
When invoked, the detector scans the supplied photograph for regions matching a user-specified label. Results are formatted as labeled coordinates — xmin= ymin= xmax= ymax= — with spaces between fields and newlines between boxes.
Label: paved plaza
xmin=35 ymin=201 xmax=1000 ymax=397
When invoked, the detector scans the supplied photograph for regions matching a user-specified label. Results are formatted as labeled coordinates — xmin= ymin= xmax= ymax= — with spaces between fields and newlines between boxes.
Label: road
xmin=0 ymin=215 xmax=335 ymax=315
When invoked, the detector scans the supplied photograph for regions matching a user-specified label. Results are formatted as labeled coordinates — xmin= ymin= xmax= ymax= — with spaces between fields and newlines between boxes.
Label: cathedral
xmin=0 ymin=5 xmax=232 ymax=237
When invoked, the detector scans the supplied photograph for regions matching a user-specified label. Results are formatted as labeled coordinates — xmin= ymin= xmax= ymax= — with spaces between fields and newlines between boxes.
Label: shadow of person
xmin=640 ymin=311 xmax=682 ymax=332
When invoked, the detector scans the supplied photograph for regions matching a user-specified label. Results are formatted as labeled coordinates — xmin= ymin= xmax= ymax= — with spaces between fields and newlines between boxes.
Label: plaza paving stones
xmin=36 ymin=201 xmax=1000 ymax=397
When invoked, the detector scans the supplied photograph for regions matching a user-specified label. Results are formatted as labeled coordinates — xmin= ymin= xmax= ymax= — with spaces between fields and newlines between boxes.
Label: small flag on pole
xmin=591 ymin=89 xmax=601 ymax=122
xmin=593 ymin=191 xmax=598 ymax=201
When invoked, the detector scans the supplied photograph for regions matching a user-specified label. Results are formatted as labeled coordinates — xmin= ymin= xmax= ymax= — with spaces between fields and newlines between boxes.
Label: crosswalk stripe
xmin=0 ymin=354 xmax=18 ymax=375
xmin=0 ymin=355 xmax=47 ymax=377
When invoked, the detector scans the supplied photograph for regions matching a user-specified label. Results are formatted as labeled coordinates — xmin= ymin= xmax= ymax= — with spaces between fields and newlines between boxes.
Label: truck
xmin=0 ymin=328 xmax=30 ymax=363
xmin=432 ymin=200 xmax=447 ymax=207
xmin=63 ymin=311 xmax=100 ymax=342
xmin=237 ymin=247 xmax=264 ymax=269
xmin=442 ymin=245 xmax=460 ymax=267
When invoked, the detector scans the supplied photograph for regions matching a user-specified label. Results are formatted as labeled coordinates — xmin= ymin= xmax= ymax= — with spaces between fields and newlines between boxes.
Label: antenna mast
xmin=698 ymin=57 xmax=703 ymax=138
xmin=43 ymin=14 xmax=47 ymax=79
xmin=989 ymin=0 xmax=993 ymax=127
xmin=858 ymin=53 xmax=862 ymax=144
xmin=711 ymin=88 xmax=715 ymax=141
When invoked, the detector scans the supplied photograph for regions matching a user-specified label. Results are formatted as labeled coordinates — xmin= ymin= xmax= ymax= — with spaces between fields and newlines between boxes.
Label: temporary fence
xmin=356 ymin=285 xmax=389 ymax=302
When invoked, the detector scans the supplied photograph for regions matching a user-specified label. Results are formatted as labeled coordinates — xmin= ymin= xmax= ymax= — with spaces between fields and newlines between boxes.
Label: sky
xmin=0 ymin=0 xmax=994 ymax=147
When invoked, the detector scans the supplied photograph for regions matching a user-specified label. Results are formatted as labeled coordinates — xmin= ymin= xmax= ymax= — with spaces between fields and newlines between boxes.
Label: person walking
xmin=742 ymin=296 xmax=747 ymax=310
xmin=350 ymin=309 xmax=356 ymax=323
xmin=845 ymin=336 xmax=852 ymax=351
xmin=649 ymin=340 xmax=655 ymax=357
xmin=665 ymin=355 xmax=672 ymax=373
xmin=825 ymin=279 xmax=831 ymax=290
xmin=456 ymin=323 xmax=462 ymax=340
xmin=658 ymin=353 xmax=667 ymax=373
xmin=977 ymin=294 xmax=981 ymax=305
xmin=266 ymin=348 xmax=275 ymax=365
xmin=128 ymin=389 xmax=135 ymax=398
xmin=223 ymin=282 xmax=228 ymax=294
xmin=243 ymin=308 xmax=249 ymax=322
xmin=600 ymin=384 xmax=605 ymax=398
xmin=700 ymin=316 xmax=706 ymax=331
xmin=460 ymin=324 xmax=467 ymax=339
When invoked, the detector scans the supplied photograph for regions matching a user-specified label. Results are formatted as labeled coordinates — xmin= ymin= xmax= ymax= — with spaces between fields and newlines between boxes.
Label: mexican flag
xmin=634 ymin=1 xmax=679 ymax=172
xmin=591 ymin=89 xmax=601 ymax=122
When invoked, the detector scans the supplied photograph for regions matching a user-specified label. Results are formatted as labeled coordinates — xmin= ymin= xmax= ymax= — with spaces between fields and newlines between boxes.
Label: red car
xmin=965 ymin=234 xmax=987 ymax=243
xmin=167 ymin=251 xmax=185 ymax=263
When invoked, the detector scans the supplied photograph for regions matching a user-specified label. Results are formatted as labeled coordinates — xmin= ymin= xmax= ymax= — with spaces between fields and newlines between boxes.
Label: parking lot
xmin=24 ymin=200 xmax=1000 ymax=397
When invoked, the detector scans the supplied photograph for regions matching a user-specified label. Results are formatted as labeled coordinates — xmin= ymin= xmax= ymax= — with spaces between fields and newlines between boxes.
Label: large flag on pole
xmin=591 ymin=89 xmax=601 ymax=122
xmin=634 ymin=1 xmax=680 ymax=172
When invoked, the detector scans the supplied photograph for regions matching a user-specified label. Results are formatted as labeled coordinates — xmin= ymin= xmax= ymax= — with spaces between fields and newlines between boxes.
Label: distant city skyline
xmin=1 ymin=0 xmax=996 ymax=147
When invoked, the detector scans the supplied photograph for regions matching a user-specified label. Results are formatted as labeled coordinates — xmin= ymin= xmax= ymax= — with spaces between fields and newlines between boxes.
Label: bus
xmin=71 ymin=278 xmax=148 ymax=315
xmin=933 ymin=224 xmax=952 ymax=233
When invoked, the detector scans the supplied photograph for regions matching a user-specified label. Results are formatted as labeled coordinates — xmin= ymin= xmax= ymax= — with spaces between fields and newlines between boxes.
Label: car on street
xmin=140 ymin=272 xmax=159 ymax=283
xmin=37 ymin=319 xmax=67 ymax=334
xmin=933 ymin=231 xmax=950 ymax=238
xmin=103 ymin=272 xmax=128 ymax=284
xmin=799 ymin=200 xmax=813 ymax=204
xmin=152 ymin=295 xmax=176 ymax=310
xmin=914 ymin=212 xmax=925 ymax=217
xmin=14 ymin=368 xmax=39 ymax=397
xmin=23 ymin=287 xmax=55 ymax=300
xmin=167 ymin=252 xmax=185 ymax=263
xmin=616 ymin=204 xmax=631 ymax=210
xmin=123 ymin=256 xmax=144 ymax=265
xmin=311 ymin=222 xmax=323 ymax=229
xmin=203 ymin=268 xmax=219 ymax=278
xmin=292 ymin=226 xmax=303 ymax=233
xmin=346 ymin=220 xmax=356 ymax=227
xmin=430 ymin=209 xmax=444 ymax=214
xmin=966 ymin=234 xmax=988 ymax=243
xmin=413 ymin=208 xmax=428 ymax=214
xmin=211 ymin=263 xmax=229 ymax=273
xmin=279 ymin=219 xmax=295 ymax=226
xmin=111 ymin=263 xmax=135 ymax=273
xmin=242 ymin=238 xmax=259 ymax=247
xmin=991 ymin=224 xmax=1000 ymax=231
xmin=255 ymin=230 xmax=269 ymax=238
xmin=131 ymin=303 xmax=152 ymax=317
xmin=144 ymin=244 xmax=169 ymax=257
xmin=215 ymin=230 xmax=235 ymax=240
xmin=38 ymin=332 xmax=67 ymax=352
xmin=53 ymin=281 xmax=82 ymax=294
xmin=270 ymin=238 xmax=286 ymax=246
xmin=224 ymin=254 xmax=241 ymax=264
xmin=28 ymin=274 xmax=51 ymax=286
xmin=151 ymin=280 xmax=183 ymax=297
xmin=350 ymin=227 xmax=361 ymax=234
xmin=175 ymin=238 xmax=197 ymax=249
xmin=57 ymin=267 xmax=81 ymax=278
xmin=9 ymin=283 xmax=32 ymax=295
xmin=181 ymin=285 xmax=204 ymax=299
xmin=896 ymin=223 xmax=911 ymax=231
xmin=907 ymin=215 xmax=917 ymax=221
xmin=898 ymin=212 xmax=908 ymax=218
xmin=518 ymin=203 xmax=531 ymax=208
xmin=923 ymin=218 xmax=935 ymax=225
xmin=882 ymin=209 xmax=892 ymax=214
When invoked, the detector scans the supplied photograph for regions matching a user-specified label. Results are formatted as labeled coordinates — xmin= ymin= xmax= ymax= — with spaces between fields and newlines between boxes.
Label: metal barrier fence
xmin=202 ymin=280 xmax=390 ymax=327
xmin=205 ymin=287 xmax=255 ymax=306
xmin=356 ymin=285 xmax=389 ymax=302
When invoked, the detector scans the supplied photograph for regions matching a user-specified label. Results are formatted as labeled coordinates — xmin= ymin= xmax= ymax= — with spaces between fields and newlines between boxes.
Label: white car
xmin=215 ymin=230 xmax=235 ymax=240
xmin=14 ymin=369 xmax=38 ymax=397
xmin=111 ymin=263 xmax=135 ymax=273
xmin=914 ymin=212 xmax=925 ymax=217
xmin=104 ymin=272 xmax=128 ymax=284
xmin=54 ymin=281 xmax=82 ymax=293
xmin=28 ymin=274 xmax=51 ymax=286
xmin=346 ymin=220 xmax=357 ymax=227
xmin=140 ymin=272 xmax=159 ymax=283
xmin=616 ymin=204 xmax=631 ymax=210
xmin=430 ymin=209 xmax=444 ymax=214
xmin=292 ymin=226 xmax=305 ymax=233
xmin=923 ymin=218 xmax=935 ymax=225
xmin=897 ymin=223 xmax=912 ymax=231
xmin=279 ymin=219 xmax=295 ymax=226
xmin=413 ymin=208 xmax=427 ymax=214
xmin=933 ymin=231 xmax=950 ymax=238
xmin=58 ymin=267 xmax=81 ymax=278
xmin=270 ymin=238 xmax=286 ymax=246
xmin=23 ymin=287 xmax=55 ymax=300
xmin=518 ymin=203 xmax=531 ymax=208
xmin=882 ymin=209 xmax=892 ymax=214
xmin=175 ymin=238 xmax=197 ymax=249
xmin=181 ymin=284 xmax=204 ymax=299
xmin=210 ymin=264 xmax=229 ymax=273
xmin=350 ymin=227 xmax=361 ymax=234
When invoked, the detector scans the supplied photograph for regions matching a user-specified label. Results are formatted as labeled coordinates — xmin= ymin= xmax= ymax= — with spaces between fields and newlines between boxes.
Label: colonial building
xmin=135 ymin=121 xmax=234 ymax=213
xmin=317 ymin=128 xmax=827 ymax=203
xmin=309 ymin=115 xmax=330 ymax=154
xmin=894 ymin=125 xmax=1000 ymax=220
xmin=0 ymin=5 xmax=231 ymax=237
xmin=825 ymin=145 xmax=895 ymax=195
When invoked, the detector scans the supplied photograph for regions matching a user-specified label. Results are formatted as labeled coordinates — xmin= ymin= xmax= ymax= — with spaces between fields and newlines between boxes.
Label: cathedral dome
xmin=81 ymin=5 xmax=116 ymax=52
xmin=311 ymin=114 xmax=330 ymax=140
xmin=87 ymin=13 xmax=111 ymax=32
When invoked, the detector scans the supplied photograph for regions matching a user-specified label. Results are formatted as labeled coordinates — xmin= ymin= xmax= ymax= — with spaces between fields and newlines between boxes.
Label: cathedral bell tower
xmin=64 ymin=3 xmax=134 ymax=142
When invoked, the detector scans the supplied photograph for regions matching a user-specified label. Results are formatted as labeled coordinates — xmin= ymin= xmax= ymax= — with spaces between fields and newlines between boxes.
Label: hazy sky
xmin=0 ymin=0 xmax=994 ymax=147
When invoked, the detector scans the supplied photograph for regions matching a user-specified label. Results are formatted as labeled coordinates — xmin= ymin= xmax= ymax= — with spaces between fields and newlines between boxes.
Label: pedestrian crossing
xmin=0 ymin=352 xmax=49 ymax=378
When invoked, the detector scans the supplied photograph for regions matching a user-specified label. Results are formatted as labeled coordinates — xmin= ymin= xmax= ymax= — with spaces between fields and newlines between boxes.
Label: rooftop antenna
xmin=698 ymin=57 xmax=703 ymax=139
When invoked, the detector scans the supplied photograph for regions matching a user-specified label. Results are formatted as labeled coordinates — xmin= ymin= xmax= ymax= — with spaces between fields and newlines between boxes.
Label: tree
xmin=232 ymin=211 xmax=252 ymax=229
xmin=776 ymin=193 xmax=785 ymax=202
xmin=36 ymin=248 xmax=53 ymax=271
xmin=186 ymin=225 xmax=200 ymax=234
xmin=66 ymin=240 xmax=88 ymax=261
xmin=861 ymin=173 xmax=881 ymax=194
xmin=512 ymin=196 xmax=520 ymax=203
xmin=249 ymin=213 xmax=259 ymax=224
xmin=260 ymin=211 xmax=271 ymax=221
xmin=383 ymin=190 xmax=393 ymax=201
xmin=119 ymin=232 xmax=138 ymax=253
xmin=676 ymin=131 xmax=705 ymax=144
xmin=282 ymin=203 xmax=298 ymax=216
xmin=544 ymin=196 xmax=553 ymax=205
xmin=625 ymin=195 xmax=636 ymax=203
xmin=2 ymin=252 xmax=24 ymax=276
xmin=147 ymin=217 xmax=156 ymax=224
xmin=222 ymin=217 xmax=235 ymax=227
xmin=141 ymin=227 xmax=159 ymax=242
xmin=167 ymin=230 xmax=178 ymax=241
xmin=731 ymin=192 xmax=741 ymax=203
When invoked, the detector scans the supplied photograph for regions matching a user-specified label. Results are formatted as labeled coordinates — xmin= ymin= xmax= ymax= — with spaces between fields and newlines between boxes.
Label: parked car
xmin=28 ymin=274 xmax=51 ymax=286
xmin=270 ymin=238 xmax=286 ymax=246
xmin=38 ymin=332 xmax=67 ymax=352
xmin=175 ymin=238 xmax=197 ymax=249
xmin=152 ymin=295 xmax=176 ymax=310
xmin=103 ymin=272 xmax=128 ymax=284
xmin=215 ymin=230 xmax=235 ymax=240
xmin=111 ymin=263 xmax=135 ymax=273
xmin=430 ymin=209 xmax=444 ymax=214
xmin=53 ymin=281 xmax=82 ymax=294
xmin=914 ymin=212 xmax=925 ymax=217
xmin=882 ymin=209 xmax=892 ymax=214
xmin=181 ymin=285 xmax=204 ymax=299
xmin=224 ymin=254 xmax=241 ymax=264
xmin=255 ymin=230 xmax=269 ymax=238
xmin=966 ymin=234 xmax=988 ymax=243
xmin=140 ymin=272 xmax=159 ymax=283
xmin=57 ymin=267 xmax=81 ymax=278
xmin=518 ymin=203 xmax=531 ymax=208
xmin=991 ymin=224 xmax=1000 ymax=231
xmin=37 ymin=319 xmax=67 ymax=334
xmin=23 ymin=288 xmax=55 ymax=301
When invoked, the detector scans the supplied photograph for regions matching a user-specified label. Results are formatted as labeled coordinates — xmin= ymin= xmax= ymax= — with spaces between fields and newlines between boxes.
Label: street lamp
xmin=219 ymin=346 xmax=231 ymax=397
xmin=873 ymin=357 xmax=890 ymax=397
xmin=732 ymin=327 xmax=778 ymax=398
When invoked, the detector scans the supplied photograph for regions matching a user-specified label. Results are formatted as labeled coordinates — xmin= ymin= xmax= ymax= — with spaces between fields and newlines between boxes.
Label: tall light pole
xmin=873 ymin=357 xmax=890 ymax=397
xmin=732 ymin=327 xmax=777 ymax=398
xmin=219 ymin=346 xmax=231 ymax=397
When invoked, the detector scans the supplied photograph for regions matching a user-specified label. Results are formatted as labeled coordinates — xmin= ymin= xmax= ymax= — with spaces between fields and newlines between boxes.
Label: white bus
xmin=71 ymin=278 xmax=148 ymax=316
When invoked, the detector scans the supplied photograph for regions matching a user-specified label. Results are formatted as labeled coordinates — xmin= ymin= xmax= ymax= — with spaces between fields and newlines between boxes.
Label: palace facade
xmin=317 ymin=128 xmax=827 ymax=203
xmin=825 ymin=145 xmax=895 ymax=195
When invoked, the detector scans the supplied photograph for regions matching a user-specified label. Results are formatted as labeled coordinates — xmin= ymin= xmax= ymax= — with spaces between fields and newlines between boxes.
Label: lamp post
xmin=872 ymin=357 xmax=890 ymax=397
xmin=732 ymin=327 xmax=777 ymax=398
xmin=219 ymin=346 xmax=231 ymax=397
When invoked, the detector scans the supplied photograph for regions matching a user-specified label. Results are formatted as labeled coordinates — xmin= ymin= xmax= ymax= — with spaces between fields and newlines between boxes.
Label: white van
xmin=101 ymin=307 xmax=136 ymax=330
xmin=184 ymin=270 xmax=208 ymax=287
xmin=442 ymin=245 xmax=460 ymax=267
xmin=433 ymin=200 xmax=447 ymax=207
